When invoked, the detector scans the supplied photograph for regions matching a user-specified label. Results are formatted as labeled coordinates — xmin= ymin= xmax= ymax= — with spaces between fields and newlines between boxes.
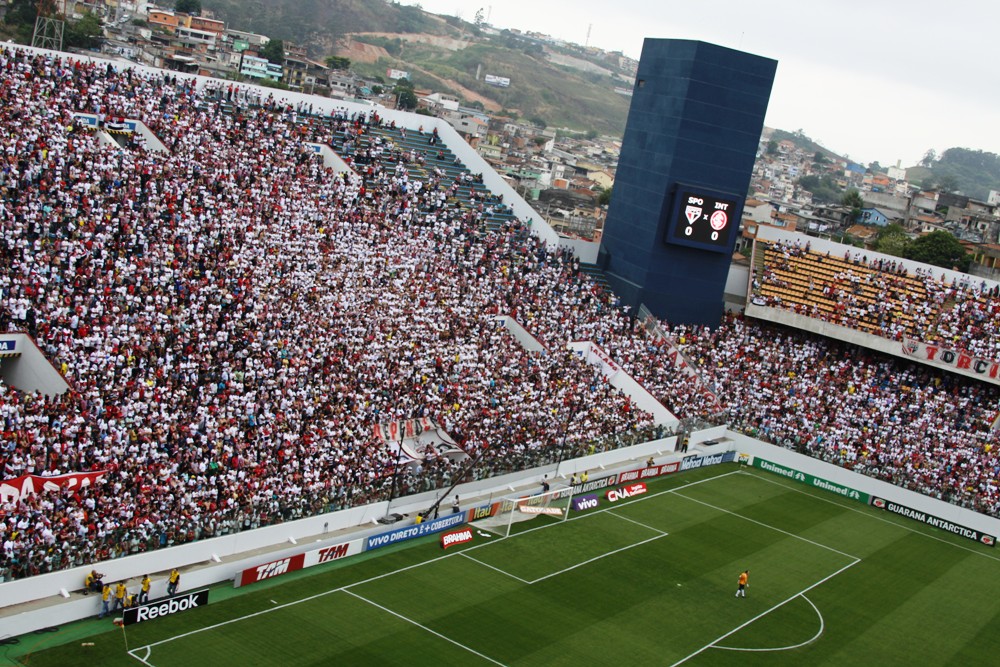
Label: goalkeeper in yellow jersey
xmin=735 ymin=570 xmax=749 ymax=598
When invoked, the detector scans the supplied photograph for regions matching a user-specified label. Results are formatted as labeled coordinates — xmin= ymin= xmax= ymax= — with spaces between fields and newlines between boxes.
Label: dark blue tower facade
xmin=600 ymin=39 xmax=776 ymax=326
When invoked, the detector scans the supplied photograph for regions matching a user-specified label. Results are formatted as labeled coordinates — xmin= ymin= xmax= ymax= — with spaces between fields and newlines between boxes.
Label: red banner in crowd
xmin=372 ymin=418 xmax=467 ymax=463
xmin=373 ymin=417 xmax=435 ymax=443
xmin=0 ymin=470 xmax=108 ymax=503
xmin=901 ymin=338 xmax=1000 ymax=386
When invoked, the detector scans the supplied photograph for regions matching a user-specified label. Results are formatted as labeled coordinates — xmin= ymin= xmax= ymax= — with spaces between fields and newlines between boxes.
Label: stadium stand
xmin=0 ymin=45 xmax=998 ymax=586
xmin=0 ymin=47 xmax=661 ymax=580
xmin=753 ymin=237 xmax=1000 ymax=356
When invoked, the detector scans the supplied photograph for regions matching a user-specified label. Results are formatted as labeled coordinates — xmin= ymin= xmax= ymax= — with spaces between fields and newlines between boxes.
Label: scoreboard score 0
xmin=664 ymin=186 xmax=741 ymax=254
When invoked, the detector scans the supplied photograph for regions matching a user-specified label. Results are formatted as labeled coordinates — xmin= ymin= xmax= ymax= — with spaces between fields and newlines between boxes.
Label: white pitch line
xmin=712 ymin=594 xmax=825 ymax=652
xmin=130 ymin=467 xmax=741 ymax=656
xmin=671 ymin=490 xmax=862 ymax=561
xmin=342 ymin=589 xmax=506 ymax=666
xmin=527 ymin=533 xmax=668 ymax=584
xmin=669 ymin=558 xmax=859 ymax=667
xmin=744 ymin=470 xmax=1000 ymax=563
xmin=127 ymin=646 xmax=155 ymax=666
xmin=605 ymin=509 xmax=669 ymax=536
xmin=133 ymin=548 xmax=473 ymax=653
xmin=459 ymin=552 xmax=531 ymax=584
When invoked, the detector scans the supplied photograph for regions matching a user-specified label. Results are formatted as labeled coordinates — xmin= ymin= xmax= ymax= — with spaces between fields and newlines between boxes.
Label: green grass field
xmin=10 ymin=463 xmax=1000 ymax=666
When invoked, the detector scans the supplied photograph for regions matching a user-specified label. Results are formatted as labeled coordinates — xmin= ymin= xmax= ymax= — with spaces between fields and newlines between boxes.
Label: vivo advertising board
xmin=367 ymin=513 xmax=466 ymax=551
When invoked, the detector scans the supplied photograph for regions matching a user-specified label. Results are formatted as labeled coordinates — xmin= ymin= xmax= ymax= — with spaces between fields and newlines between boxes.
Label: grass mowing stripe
xmin=669 ymin=558 xmax=861 ymax=667
xmin=605 ymin=508 xmax=669 ymax=535
xmin=743 ymin=469 xmax=1000 ymax=563
xmin=341 ymin=590 xmax=506 ymax=666
xmin=458 ymin=552 xmax=531 ymax=584
xmin=47 ymin=464 xmax=1000 ymax=666
xmin=133 ymin=468 xmax=740 ymax=656
xmin=527 ymin=532 xmax=668 ymax=584
xmin=713 ymin=594 xmax=824 ymax=652
xmin=672 ymin=489 xmax=861 ymax=561
xmin=133 ymin=539 xmax=473 ymax=653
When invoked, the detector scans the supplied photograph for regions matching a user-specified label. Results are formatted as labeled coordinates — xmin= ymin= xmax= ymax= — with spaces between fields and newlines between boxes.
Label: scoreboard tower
xmin=599 ymin=39 xmax=776 ymax=327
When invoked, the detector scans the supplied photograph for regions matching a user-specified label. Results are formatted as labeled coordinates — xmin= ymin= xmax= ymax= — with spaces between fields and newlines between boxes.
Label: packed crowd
xmin=753 ymin=239 xmax=1000 ymax=357
xmin=654 ymin=315 xmax=1000 ymax=516
xmin=0 ymin=48 xmax=655 ymax=580
xmin=0 ymin=47 xmax=998 ymax=583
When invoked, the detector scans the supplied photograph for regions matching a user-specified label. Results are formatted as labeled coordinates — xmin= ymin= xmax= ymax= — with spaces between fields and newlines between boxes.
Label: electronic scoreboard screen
xmin=664 ymin=185 xmax=741 ymax=254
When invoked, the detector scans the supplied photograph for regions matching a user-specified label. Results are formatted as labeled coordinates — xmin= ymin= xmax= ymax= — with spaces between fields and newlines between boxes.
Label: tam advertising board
xmin=236 ymin=539 xmax=364 ymax=587
xmin=123 ymin=589 xmax=210 ymax=626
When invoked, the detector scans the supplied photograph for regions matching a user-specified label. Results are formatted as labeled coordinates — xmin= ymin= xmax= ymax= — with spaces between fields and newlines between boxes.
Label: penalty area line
xmin=527 ymin=533 xmax=668 ymax=584
xmin=459 ymin=552 xmax=531 ymax=584
xmin=669 ymin=558 xmax=859 ymax=667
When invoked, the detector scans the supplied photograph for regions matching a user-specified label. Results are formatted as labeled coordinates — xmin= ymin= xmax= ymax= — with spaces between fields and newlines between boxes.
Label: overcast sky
xmin=404 ymin=0 xmax=998 ymax=167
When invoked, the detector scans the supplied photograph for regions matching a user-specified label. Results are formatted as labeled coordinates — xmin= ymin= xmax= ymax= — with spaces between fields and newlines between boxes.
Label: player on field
xmin=735 ymin=570 xmax=749 ymax=597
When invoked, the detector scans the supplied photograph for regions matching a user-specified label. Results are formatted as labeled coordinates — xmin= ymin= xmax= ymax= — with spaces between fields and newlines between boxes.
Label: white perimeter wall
xmin=6 ymin=427 xmax=998 ymax=637
xmin=728 ymin=432 xmax=1000 ymax=537
xmin=0 ymin=333 xmax=70 ymax=396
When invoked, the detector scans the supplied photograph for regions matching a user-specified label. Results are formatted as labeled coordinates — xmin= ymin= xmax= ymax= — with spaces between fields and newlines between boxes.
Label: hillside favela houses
xmin=37 ymin=2 xmax=1000 ymax=251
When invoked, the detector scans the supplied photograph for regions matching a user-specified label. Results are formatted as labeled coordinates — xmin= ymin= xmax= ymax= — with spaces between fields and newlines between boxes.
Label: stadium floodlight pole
xmin=419 ymin=443 xmax=491 ymax=521
xmin=556 ymin=397 xmax=583 ymax=465
xmin=384 ymin=431 xmax=405 ymax=518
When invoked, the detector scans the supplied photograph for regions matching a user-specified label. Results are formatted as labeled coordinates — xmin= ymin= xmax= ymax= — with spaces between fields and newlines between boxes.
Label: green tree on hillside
xmin=260 ymin=39 xmax=285 ymax=66
xmin=65 ymin=12 xmax=104 ymax=49
xmin=903 ymin=231 xmax=970 ymax=272
xmin=175 ymin=0 xmax=202 ymax=15
xmin=842 ymin=188 xmax=864 ymax=222
xmin=797 ymin=175 xmax=841 ymax=204
xmin=393 ymin=78 xmax=417 ymax=110
xmin=325 ymin=56 xmax=351 ymax=70
xmin=598 ymin=186 xmax=612 ymax=206
xmin=874 ymin=223 xmax=910 ymax=257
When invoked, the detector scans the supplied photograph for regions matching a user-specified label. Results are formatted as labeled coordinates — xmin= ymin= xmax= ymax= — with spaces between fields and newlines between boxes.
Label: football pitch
xmin=12 ymin=464 xmax=1000 ymax=666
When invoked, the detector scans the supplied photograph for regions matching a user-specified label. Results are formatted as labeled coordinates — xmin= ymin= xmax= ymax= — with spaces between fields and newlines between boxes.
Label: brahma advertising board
xmin=367 ymin=513 xmax=466 ymax=551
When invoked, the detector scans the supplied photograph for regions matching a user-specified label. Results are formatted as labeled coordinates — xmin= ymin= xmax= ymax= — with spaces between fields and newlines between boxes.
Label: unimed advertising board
xmin=123 ymin=589 xmax=210 ymax=626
